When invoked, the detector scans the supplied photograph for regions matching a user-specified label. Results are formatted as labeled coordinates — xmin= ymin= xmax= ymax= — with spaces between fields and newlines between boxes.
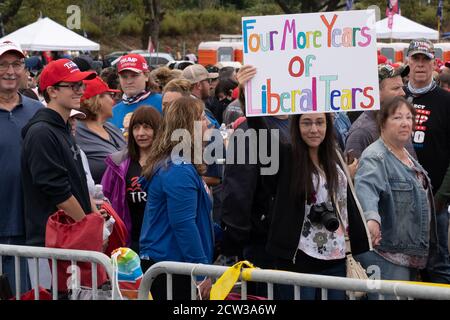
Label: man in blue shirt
xmin=0 ymin=41 xmax=43 ymax=295
xmin=109 ymin=54 xmax=162 ymax=131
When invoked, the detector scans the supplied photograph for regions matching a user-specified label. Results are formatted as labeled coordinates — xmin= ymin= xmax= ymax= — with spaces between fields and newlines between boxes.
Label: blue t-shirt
xmin=0 ymin=95 xmax=43 ymax=237
xmin=109 ymin=93 xmax=162 ymax=130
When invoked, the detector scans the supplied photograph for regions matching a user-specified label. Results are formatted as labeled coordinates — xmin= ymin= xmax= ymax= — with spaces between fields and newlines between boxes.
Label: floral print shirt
xmin=298 ymin=166 xmax=348 ymax=260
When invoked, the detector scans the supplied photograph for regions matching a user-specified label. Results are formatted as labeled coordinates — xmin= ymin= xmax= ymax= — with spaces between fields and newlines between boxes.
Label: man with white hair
xmin=0 ymin=41 xmax=42 ymax=295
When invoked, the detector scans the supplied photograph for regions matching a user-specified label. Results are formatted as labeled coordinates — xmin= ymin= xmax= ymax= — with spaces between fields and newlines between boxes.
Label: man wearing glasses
xmin=21 ymin=59 xmax=96 ymax=252
xmin=0 ymin=41 xmax=43 ymax=296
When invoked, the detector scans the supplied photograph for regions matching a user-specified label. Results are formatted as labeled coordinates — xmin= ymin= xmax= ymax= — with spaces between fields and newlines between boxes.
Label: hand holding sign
xmin=242 ymin=10 xmax=379 ymax=117
xmin=236 ymin=65 xmax=257 ymax=86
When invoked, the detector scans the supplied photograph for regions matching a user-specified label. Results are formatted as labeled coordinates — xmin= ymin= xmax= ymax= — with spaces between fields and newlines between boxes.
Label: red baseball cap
xmin=377 ymin=54 xmax=388 ymax=65
xmin=117 ymin=54 xmax=149 ymax=73
xmin=39 ymin=58 xmax=96 ymax=92
xmin=81 ymin=76 xmax=120 ymax=101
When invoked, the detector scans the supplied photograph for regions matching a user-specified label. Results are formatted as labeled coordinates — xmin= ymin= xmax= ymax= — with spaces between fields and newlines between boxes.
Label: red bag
xmin=45 ymin=210 xmax=108 ymax=292
xmin=11 ymin=286 xmax=52 ymax=300
xmin=101 ymin=202 xmax=128 ymax=256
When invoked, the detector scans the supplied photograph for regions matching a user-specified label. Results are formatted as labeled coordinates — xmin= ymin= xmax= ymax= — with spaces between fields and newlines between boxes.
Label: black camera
xmin=308 ymin=202 xmax=339 ymax=232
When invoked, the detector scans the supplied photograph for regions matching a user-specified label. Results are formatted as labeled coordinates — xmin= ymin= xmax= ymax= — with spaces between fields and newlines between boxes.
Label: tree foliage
xmin=1 ymin=0 xmax=449 ymax=52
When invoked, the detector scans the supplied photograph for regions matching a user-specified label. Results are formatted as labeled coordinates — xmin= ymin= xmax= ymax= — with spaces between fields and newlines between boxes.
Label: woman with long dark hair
xmin=236 ymin=65 xmax=371 ymax=300
xmin=101 ymin=106 xmax=162 ymax=251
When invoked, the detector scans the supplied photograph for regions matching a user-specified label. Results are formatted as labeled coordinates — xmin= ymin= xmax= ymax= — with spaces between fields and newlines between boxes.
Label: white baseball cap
xmin=0 ymin=41 xmax=25 ymax=58
xmin=69 ymin=109 xmax=86 ymax=119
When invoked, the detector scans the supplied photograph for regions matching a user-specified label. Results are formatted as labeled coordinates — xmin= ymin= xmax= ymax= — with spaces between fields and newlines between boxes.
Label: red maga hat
xmin=81 ymin=76 xmax=120 ymax=101
xmin=39 ymin=58 xmax=96 ymax=92
xmin=117 ymin=54 xmax=149 ymax=73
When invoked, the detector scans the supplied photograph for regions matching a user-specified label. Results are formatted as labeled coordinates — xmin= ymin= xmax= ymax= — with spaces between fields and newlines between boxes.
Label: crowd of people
xmin=1 ymin=36 xmax=450 ymax=300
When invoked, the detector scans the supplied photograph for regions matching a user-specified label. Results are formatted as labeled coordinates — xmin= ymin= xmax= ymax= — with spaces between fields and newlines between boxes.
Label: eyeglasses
xmin=300 ymin=120 xmax=326 ymax=129
xmin=0 ymin=61 xmax=25 ymax=73
xmin=54 ymin=82 xmax=85 ymax=91
xmin=202 ymin=78 xmax=212 ymax=84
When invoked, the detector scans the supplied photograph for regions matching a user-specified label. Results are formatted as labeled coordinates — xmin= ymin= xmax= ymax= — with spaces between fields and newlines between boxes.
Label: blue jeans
xmin=356 ymin=251 xmax=419 ymax=300
xmin=0 ymin=236 xmax=31 ymax=297
xmin=424 ymin=207 xmax=450 ymax=283
xmin=299 ymin=262 xmax=346 ymax=300
xmin=275 ymin=259 xmax=346 ymax=300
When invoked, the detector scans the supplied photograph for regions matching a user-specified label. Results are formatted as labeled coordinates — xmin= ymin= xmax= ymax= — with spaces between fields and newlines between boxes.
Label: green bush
xmin=160 ymin=9 xmax=242 ymax=36
xmin=245 ymin=3 xmax=283 ymax=16
xmin=118 ymin=13 xmax=143 ymax=36
xmin=82 ymin=19 xmax=103 ymax=38
xmin=160 ymin=12 xmax=184 ymax=36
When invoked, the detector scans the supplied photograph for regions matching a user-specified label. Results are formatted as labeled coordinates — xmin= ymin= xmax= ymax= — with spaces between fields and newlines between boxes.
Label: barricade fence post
xmin=0 ymin=244 xmax=114 ymax=300
xmin=138 ymin=261 xmax=450 ymax=301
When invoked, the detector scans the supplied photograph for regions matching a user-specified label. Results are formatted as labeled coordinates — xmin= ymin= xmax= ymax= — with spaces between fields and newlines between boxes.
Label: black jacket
xmin=220 ymin=119 xmax=275 ymax=255
xmin=21 ymin=108 xmax=91 ymax=246
xmin=266 ymin=142 xmax=371 ymax=263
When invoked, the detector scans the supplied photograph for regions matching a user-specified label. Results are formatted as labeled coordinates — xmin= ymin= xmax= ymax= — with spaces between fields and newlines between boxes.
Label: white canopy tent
xmin=0 ymin=17 xmax=100 ymax=51
xmin=375 ymin=14 xmax=439 ymax=40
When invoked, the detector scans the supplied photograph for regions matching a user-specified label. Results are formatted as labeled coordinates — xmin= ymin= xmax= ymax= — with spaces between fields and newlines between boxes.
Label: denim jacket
xmin=355 ymin=138 xmax=436 ymax=256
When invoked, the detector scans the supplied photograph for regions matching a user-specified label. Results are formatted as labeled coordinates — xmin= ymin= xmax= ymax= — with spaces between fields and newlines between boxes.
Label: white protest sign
xmin=242 ymin=10 xmax=379 ymax=116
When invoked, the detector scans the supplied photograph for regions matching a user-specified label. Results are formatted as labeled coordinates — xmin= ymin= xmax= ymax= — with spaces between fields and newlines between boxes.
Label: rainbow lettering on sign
xmin=242 ymin=11 xmax=378 ymax=116
xmin=243 ymin=14 xmax=371 ymax=53
xmin=246 ymin=76 xmax=374 ymax=115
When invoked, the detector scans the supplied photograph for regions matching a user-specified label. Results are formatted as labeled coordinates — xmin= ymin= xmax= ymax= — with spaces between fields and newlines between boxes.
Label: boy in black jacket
xmin=21 ymin=59 xmax=96 ymax=247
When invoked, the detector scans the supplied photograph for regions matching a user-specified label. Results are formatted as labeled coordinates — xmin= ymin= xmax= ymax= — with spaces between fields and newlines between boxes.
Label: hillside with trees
xmin=1 ymin=0 xmax=449 ymax=56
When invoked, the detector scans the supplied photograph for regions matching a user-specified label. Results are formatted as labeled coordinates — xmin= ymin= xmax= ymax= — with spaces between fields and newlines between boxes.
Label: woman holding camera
xmin=354 ymin=97 xmax=436 ymax=297
xmin=236 ymin=65 xmax=371 ymax=300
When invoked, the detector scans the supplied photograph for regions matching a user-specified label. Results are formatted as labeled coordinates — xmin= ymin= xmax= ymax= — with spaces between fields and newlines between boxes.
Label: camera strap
xmin=335 ymin=149 xmax=374 ymax=251
xmin=332 ymin=192 xmax=352 ymax=257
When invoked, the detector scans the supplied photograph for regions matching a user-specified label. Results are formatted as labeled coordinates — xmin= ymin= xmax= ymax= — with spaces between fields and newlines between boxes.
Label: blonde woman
xmin=140 ymin=96 xmax=213 ymax=300
xmin=161 ymin=78 xmax=191 ymax=113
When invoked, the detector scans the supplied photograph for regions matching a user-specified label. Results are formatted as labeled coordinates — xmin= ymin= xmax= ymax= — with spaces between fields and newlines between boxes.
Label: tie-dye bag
xmin=111 ymin=248 xmax=151 ymax=300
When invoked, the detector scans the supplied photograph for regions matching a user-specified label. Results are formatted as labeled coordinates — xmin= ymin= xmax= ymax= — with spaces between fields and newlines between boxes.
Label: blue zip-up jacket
xmin=355 ymin=138 xmax=437 ymax=256
xmin=139 ymin=157 xmax=214 ymax=264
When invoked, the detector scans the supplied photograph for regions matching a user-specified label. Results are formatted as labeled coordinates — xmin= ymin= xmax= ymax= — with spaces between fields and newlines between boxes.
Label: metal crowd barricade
xmin=0 ymin=244 xmax=118 ymax=300
xmin=138 ymin=261 xmax=450 ymax=300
